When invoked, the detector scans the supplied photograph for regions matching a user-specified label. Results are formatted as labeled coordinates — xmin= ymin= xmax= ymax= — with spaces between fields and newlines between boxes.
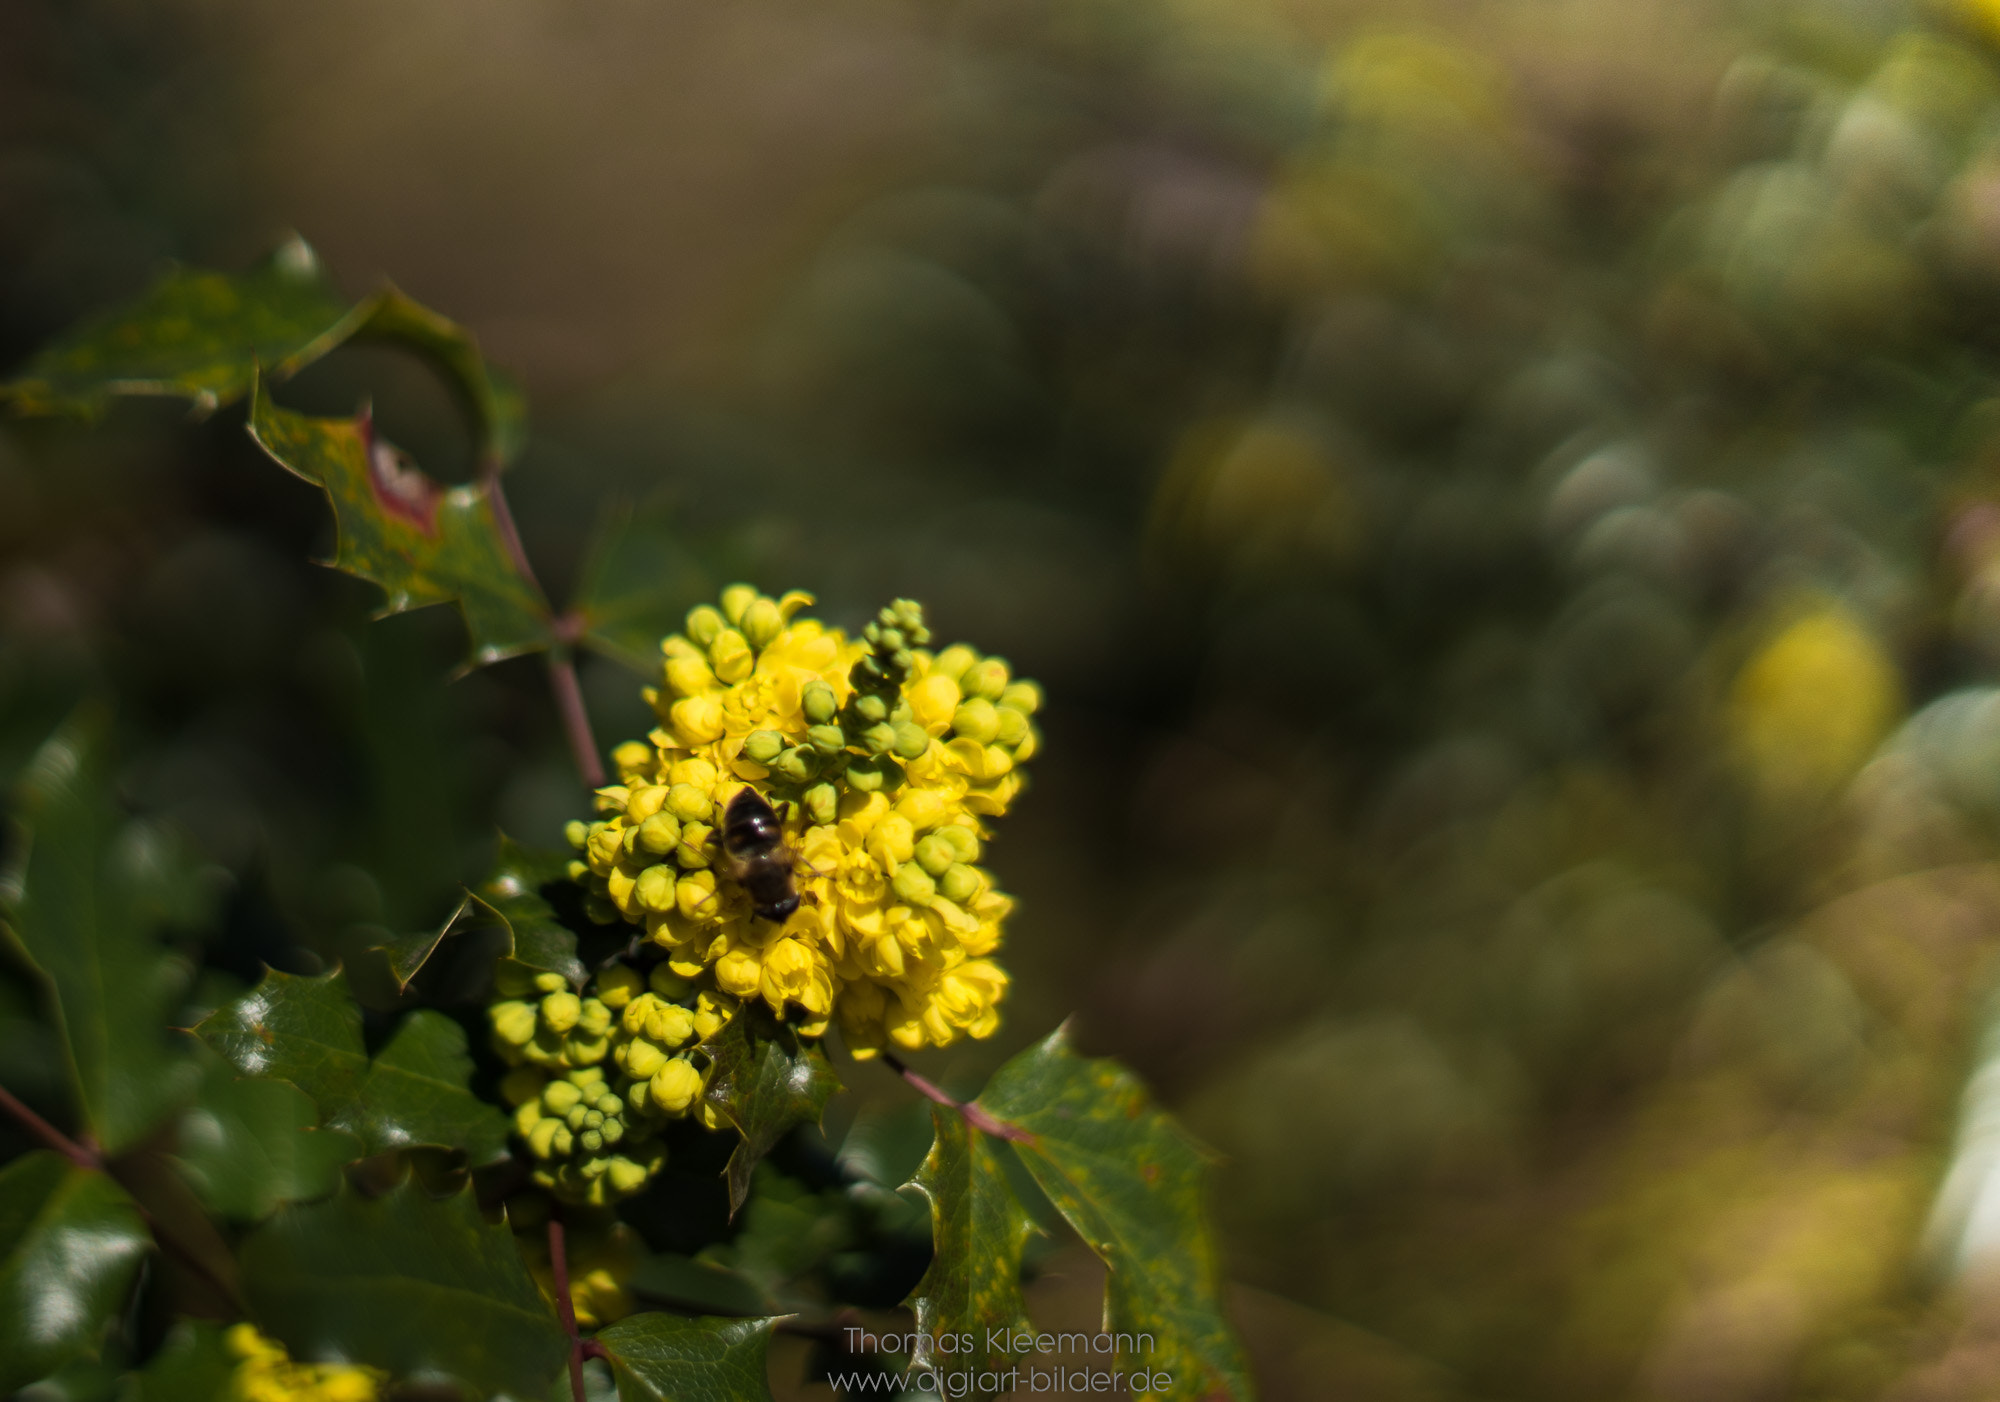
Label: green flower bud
xmin=491 ymin=1001 xmax=537 ymax=1046
xmin=514 ymin=1101 xmax=543 ymax=1137
xmin=876 ymin=626 xmax=905 ymax=654
xmin=543 ymin=1080 xmax=583 ymax=1115
xmin=578 ymin=998 xmax=612 ymax=1037
xmin=774 ymin=747 xmax=820 ymax=784
xmin=952 ymin=698 xmax=1000 ymax=743
xmin=804 ymin=783 xmax=839 ymax=827
xmin=685 ymin=604 xmax=724 ymax=646
xmin=853 ymin=693 xmax=889 ymax=724
xmin=565 ymin=1033 xmax=610 ymax=1066
xmin=600 ymin=1118 xmax=626 ymax=1145
xmin=807 ymin=723 xmax=847 ymax=756
xmin=534 ymin=972 xmax=569 ymax=994
xmin=596 ymin=1093 xmax=624 ymax=1116
xmin=584 ymin=1108 xmax=605 ymax=1130
xmin=994 ymin=706 xmax=1029 ymax=746
xmin=939 ymin=863 xmax=982 ymax=904
xmin=541 ymin=991 xmax=582 ymax=1033
xmin=564 ymin=820 xmax=589 ymax=849
xmin=846 ymin=755 xmax=903 ymax=793
xmin=803 ymin=681 xmax=839 ymax=724
xmin=636 ymin=812 xmax=681 ymax=855
xmin=999 ymin=680 xmax=1041 ymax=714
xmin=580 ymin=1129 xmax=604 ymax=1154
xmin=741 ymin=596 xmax=784 ymax=648
xmin=607 ymin=1158 xmax=651 ymax=1195
xmin=893 ymin=863 xmax=937 ymax=905
xmin=719 ymin=584 xmax=757 ymax=625
xmin=552 ymin=1125 xmax=574 ymax=1157
xmin=566 ymin=859 xmax=589 ymax=883
xmin=567 ymin=1104 xmax=590 ymax=1131
xmin=914 ymin=834 xmax=956 ymax=878
xmin=529 ymin=1118 xmax=562 ymax=1159
xmin=675 ymin=822 xmax=713 ymax=869
xmin=964 ymin=657 xmax=1009 ymax=699
xmin=892 ymin=720 xmax=930 ymax=760
xmin=860 ymin=721 xmax=898 ymax=755
xmin=709 ymin=629 xmax=752 ymax=683
xmin=743 ymin=730 xmax=786 ymax=765
xmin=932 ymin=644 xmax=978 ymax=681
xmin=936 ymin=824 xmax=980 ymax=863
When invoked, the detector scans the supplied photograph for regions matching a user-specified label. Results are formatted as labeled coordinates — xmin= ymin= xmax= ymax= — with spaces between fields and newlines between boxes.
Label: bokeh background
xmin=21 ymin=0 xmax=2000 ymax=1397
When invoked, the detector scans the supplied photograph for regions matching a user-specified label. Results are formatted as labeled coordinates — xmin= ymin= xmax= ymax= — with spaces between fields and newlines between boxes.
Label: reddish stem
xmin=879 ymin=1053 xmax=1033 ymax=1144
xmin=0 ymin=1081 xmax=98 ymax=1170
xmin=548 ymin=649 xmax=605 ymax=790
xmin=550 ymin=1219 xmax=586 ymax=1402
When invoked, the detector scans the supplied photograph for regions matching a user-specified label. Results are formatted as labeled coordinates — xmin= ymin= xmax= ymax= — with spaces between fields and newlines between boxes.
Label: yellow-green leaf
xmin=247 ymin=377 xmax=552 ymax=668
xmin=976 ymin=1028 xmax=1254 ymax=1402
xmin=901 ymin=1105 xmax=1038 ymax=1400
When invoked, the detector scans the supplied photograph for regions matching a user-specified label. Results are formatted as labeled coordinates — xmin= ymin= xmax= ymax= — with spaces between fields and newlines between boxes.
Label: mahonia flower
xmin=568 ymin=587 xmax=1039 ymax=1056
xmin=487 ymin=961 xmax=731 ymax=1205
xmin=225 ymin=1324 xmax=383 ymax=1402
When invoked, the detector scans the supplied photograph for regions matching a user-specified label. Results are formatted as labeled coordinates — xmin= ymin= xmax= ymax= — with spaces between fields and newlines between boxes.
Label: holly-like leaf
xmin=198 ymin=968 xmax=509 ymax=1164
xmin=902 ymin=1105 xmax=1037 ymax=1396
xmin=0 ymin=239 xmax=352 ymax=418
xmin=247 ymin=377 xmax=552 ymax=669
xmin=354 ymin=286 xmax=528 ymax=468
xmin=701 ymin=1009 xmax=841 ymax=1217
xmin=596 ymin=1314 xmax=779 ymax=1402
xmin=572 ymin=500 xmax=712 ymax=674
xmin=379 ymin=834 xmax=585 ymax=991
xmin=976 ymin=1028 xmax=1254 ymax=1402
xmin=172 ymin=1051 xmax=362 ymax=1220
xmin=0 ymin=716 xmax=201 ymax=1154
xmin=125 ymin=1321 xmax=236 ymax=1402
xmin=0 ymin=1151 xmax=151 ymax=1395
xmin=240 ymin=1176 xmax=566 ymax=1400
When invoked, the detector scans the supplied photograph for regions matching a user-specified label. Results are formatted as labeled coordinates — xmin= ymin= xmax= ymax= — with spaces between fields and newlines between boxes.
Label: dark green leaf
xmin=380 ymin=835 xmax=585 ymax=991
xmin=246 ymin=378 xmax=552 ymax=669
xmin=902 ymin=1106 xmax=1037 ymax=1395
xmin=0 ymin=1152 xmax=150 ymax=1395
xmin=572 ymin=500 xmax=711 ymax=674
xmin=1 ymin=716 xmax=199 ymax=1154
xmin=124 ymin=1321 xmax=235 ymax=1402
xmin=976 ymin=1028 xmax=1254 ymax=1402
xmin=0 ymin=240 xmax=351 ymax=418
xmin=596 ymin=1314 xmax=778 ymax=1402
xmin=627 ymin=1254 xmax=772 ymax=1317
xmin=198 ymin=969 xmax=508 ymax=1164
xmin=172 ymin=1051 xmax=361 ymax=1220
xmin=240 ymin=1176 xmax=566 ymax=1399
xmin=700 ymin=1010 xmax=840 ymax=1217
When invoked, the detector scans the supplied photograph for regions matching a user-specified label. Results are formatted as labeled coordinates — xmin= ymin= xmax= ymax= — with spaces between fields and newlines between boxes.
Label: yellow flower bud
xmin=513 ymin=1100 xmax=543 ymax=1136
xmin=963 ymin=657 xmax=1009 ymax=699
xmin=564 ymin=820 xmax=589 ymax=849
xmin=595 ymin=963 xmax=642 ymax=1009
xmin=577 ymin=998 xmax=612 ymax=1037
xmin=491 ymin=1001 xmax=537 ymax=1046
xmin=543 ymin=1079 xmax=583 ymax=1114
xmin=670 ymin=696 xmax=726 ymax=746
xmin=646 ymin=1002 xmax=696 ymax=1047
xmin=709 ymin=628 xmax=753 ymax=683
xmin=994 ymin=706 xmax=1028 ymax=746
xmin=719 ymin=583 xmax=758 ymax=625
xmin=932 ymin=644 xmax=978 ymax=681
xmin=541 ymin=991 xmax=582 ymax=1033
xmin=952 ymin=697 xmax=1001 ymax=743
xmin=715 ymin=944 xmax=761 ymax=997
xmin=867 ymin=813 xmax=916 ymax=868
xmin=636 ymin=865 xmax=678 ymax=913
xmin=607 ymin=1157 xmax=652 ymax=1195
xmin=906 ymin=673 xmax=961 ymax=733
xmin=893 ymin=864 xmax=936 ymax=905
xmin=895 ymin=788 xmax=948 ymax=830
xmin=676 ymin=870 xmax=719 ymax=921
xmin=529 ymin=1118 xmax=563 ymax=1159
xmin=623 ymin=1038 xmax=668 ymax=1080
xmin=998 ymin=680 xmax=1040 ymax=714
xmin=666 ymin=782 xmax=712 ymax=824
xmin=649 ymin=1058 xmax=704 ymax=1115
xmin=675 ymin=822 xmax=714 ymax=871
xmin=741 ymin=596 xmax=784 ymax=648
xmin=605 ymin=865 xmax=638 ymax=917
xmin=665 ymin=653 xmax=718 ymax=698
xmin=685 ymin=603 xmax=725 ymax=646
xmin=913 ymin=834 xmax=956 ymax=877
xmin=586 ymin=824 xmax=623 ymax=873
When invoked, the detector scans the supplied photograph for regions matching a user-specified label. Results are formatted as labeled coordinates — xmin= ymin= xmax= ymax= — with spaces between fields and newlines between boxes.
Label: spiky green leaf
xmin=379 ymin=834 xmax=585 ymax=991
xmin=596 ymin=1314 xmax=779 ymax=1402
xmin=701 ymin=1009 xmax=840 ymax=1217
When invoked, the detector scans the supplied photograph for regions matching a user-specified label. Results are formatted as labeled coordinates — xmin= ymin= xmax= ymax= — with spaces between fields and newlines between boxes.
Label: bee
xmin=717 ymin=788 xmax=801 ymax=923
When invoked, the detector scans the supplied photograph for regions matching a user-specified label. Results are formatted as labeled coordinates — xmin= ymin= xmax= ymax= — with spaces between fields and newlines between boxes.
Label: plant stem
xmin=481 ymin=462 xmax=604 ymax=790
xmin=549 ymin=1219 xmax=587 ymax=1402
xmin=0 ymin=1080 xmax=98 ymax=1170
xmin=879 ymin=1053 xmax=1033 ymax=1144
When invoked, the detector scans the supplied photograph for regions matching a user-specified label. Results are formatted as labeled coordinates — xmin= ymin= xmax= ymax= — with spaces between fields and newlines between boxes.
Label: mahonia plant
xmin=0 ymin=243 xmax=1253 ymax=1402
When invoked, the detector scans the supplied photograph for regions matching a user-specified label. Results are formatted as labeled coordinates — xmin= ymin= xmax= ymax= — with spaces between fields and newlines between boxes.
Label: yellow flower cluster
xmin=488 ymin=961 xmax=734 ymax=1205
xmin=568 ymin=587 xmax=1039 ymax=1055
xmin=226 ymin=1324 xmax=382 ymax=1402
